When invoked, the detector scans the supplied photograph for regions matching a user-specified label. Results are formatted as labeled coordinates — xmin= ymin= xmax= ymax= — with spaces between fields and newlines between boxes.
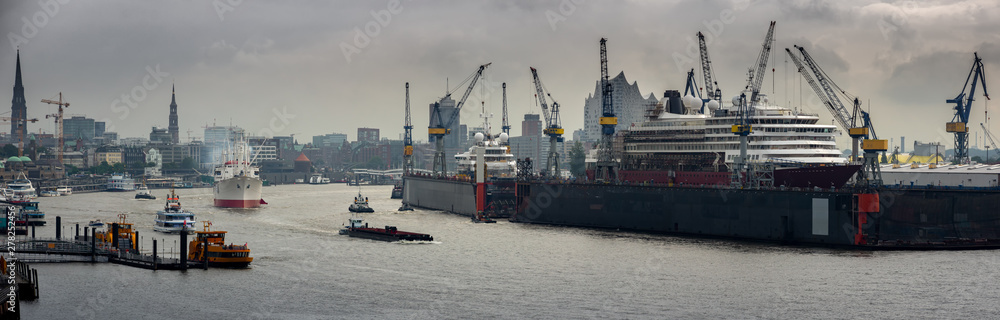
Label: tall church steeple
xmin=11 ymin=49 xmax=27 ymax=145
xmin=168 ymin=83 xmax=179 ymax=144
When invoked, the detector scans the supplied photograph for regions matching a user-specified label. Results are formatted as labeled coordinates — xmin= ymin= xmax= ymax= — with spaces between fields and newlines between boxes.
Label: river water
xmin=20 ymin=183 xmax=1000 ymax=319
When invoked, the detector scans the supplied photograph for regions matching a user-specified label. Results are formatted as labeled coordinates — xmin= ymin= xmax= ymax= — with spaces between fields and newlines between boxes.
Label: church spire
xmin=168 ymin=82 xmax=179 ymax=144
xmin=14 ymin=49 xmax=22 ymax=88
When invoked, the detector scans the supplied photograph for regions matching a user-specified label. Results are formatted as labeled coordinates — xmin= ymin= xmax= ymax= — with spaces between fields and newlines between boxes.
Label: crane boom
xmin=794 ymin=45 xmax=856 ymax=129
xmin=443 ymin=63 xmax=491 ymax=131
xmin=785 ymin=48 xmax=850 ymax=130
xmin=501 ymin=82 xmax=510 ymax=136
xmin=983 ymin=123 xmax=999 ymax=150
xmin=746 ymin=21 xmax=775 ymax=105
xmin=403 ymin=82 xmax=413 ymax=175
xmin=697 ymin=31 xmax=720 ymax=102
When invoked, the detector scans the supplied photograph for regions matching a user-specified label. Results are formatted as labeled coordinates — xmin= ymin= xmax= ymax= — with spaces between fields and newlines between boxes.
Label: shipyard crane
xmin=41 ymin=92 xmax=70 ymax=164
xmin=403 ymin=82 xmax=413 ymax=175
xmin=697 ymin=31 xmax=721 ymax=103
xmin=946 ymin=52 xmax=990 ymax=164
xmin=530 ymin=67 xmax=564 ymax=177
xmin=788 ymin=45 xmax=886 ymax=187
xmin=982 ymin=123 xmax=999 ymax=163
xmin=730 ymin=22 xmax=775 ymax=188
xmin=595 ymin=38 xmax=618 ymax=182
xmin=0 ymin=117 xmax=38 ymax=157
xmin=428 ymin=63 xmax=491 ymax=176
xmin=501 ymin=83 xmax=510 ymax=137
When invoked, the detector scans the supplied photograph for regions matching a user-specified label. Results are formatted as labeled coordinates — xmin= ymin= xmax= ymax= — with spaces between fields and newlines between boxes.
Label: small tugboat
xmin=135 ymin=181 xmax=156 ymax=200
xmin=87 ymin=219 xmax=104 ymax=228
xmin=20 ymin=202 xmax=45 ymax=226
xmin=340 ymin=217 xmax=433 ymax=242
xmin=349 ymin=185 xmax=375 ymax=213
xmin=188 ymin=221 xmax=252 ymax=268
xmin=153 ymin=189 xmax=196 ymax=234
xmin=390 ymin=183 xmax=403 ymax=199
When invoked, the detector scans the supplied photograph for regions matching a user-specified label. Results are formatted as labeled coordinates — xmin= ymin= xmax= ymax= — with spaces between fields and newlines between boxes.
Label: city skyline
xmin=2 ymin=0 xmax=999 ymax=150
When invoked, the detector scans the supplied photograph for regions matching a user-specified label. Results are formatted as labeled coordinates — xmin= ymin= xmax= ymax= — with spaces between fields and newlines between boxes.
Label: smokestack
xmin=901 ymin=137 xmax=905 ymax=153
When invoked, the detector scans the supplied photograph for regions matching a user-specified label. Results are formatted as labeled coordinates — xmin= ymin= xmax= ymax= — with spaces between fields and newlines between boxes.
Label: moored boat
xmin=56 ymin=186 xmax=72 ymax=196
xmin=106 ymin=173 xmax=136 ymax=192
xmin=19 ymin=201 xmax=44 ymax=226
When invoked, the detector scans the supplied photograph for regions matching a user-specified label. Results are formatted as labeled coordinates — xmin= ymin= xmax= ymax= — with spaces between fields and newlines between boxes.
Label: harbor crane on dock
xmin=787 ymin=45 xmax=886 ymax=187
xmin=530 ymin=67 xmax=564 ymax=177
xmin=403 ymin=82 xmax=413 ymax=175
xmin=428 ymin=63 xmax=490 ymax=176
xmin=946 ymin=52 xmax=989 ymax=164
xmin=41 ymin=92 xmax=70 ymax=164
xmin=730 ymin=21 xmax=775 ymax=188
xmin=595 ymin=38 xmax=618 ymax=182
xmin=698 ymin=31 xmax=722 ymax=103
xmin=0 ymin=117 xmax=38 ymax=157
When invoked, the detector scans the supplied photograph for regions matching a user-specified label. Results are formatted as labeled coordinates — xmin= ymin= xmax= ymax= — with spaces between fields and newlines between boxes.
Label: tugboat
xmin=390 ymin=183 xmax=403 ymax=199
xmin=349 ymin=185 xmax=375 ymax=213
xmin=153 ymin=189 xmax=196 ymax=234
xmin=340 ymin=217 xmax=433 ymax=242
xmin=188 ymin=221 xmax=252 ymax=268
xmin=135 ymin=182 xmax=156 ymax=200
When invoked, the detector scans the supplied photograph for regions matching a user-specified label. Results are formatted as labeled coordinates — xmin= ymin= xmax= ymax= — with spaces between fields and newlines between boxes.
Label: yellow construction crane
xmin=41 ymin=92 xmax=70 ymax=164
xmin=0 ymin=116 xmax=38 ymax=157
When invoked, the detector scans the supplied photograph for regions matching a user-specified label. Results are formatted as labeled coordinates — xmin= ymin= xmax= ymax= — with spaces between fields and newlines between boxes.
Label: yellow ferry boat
xmin=94 ymin=214 xmax=137 ymax=250
xmin=187 ymin=221 xmax=252 ymax=268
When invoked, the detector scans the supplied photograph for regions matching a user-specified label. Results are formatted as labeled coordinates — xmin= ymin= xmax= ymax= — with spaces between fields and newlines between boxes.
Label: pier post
xmin=90 ymin=228 xmax=96 ymax=263
xmin=75 ymin=224 xmax=79 ymax=240
xmin=179 ymin=229 xmax=188 ymax=271
xmin=152 ymin=239 xmax=157 ymax=271
xmin=84 ymin=227 xmax=88 ymax=242
xmin=111 ymin=223 xmax=119 ymax=251
xmin=133 ymin=231 xmax=138 ymax=252
xmin=202 ymin=238 xmax=208 ymax=270
xmin=55 ymin=216 xmax=61 ymax=240
xmin=31 ymin=225 xmax=35 ymax=239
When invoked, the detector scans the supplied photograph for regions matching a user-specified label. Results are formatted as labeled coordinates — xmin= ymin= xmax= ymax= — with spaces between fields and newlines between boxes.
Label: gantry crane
xmin=730 ymin=21 xmax=774 ymax=188
xmin=403 ymin=82 xmax=413 ymax=175
xmin=788 ymin=45 xmax=886 ymax=187
xmin=982 ymin=123 xmax=999 ymax=163
xmin=594 ymin=38 xmax=618 ymax=182
xmin=41 ymin=92 xmax=70 ymax=164
xmin=698 ymin=31 xmax=722 ymax=103
xmin=501 ymin=82 xmax=510 ymax=137
xmin=946 ymin=52 xmax=990 ymax=164
xmin=0 ymin=117 xmax=38 ymax=157
xmin=530 ymin=67 xmax=564 ymax=177
xmin=428 ymin=63 xmax=490 ymax=176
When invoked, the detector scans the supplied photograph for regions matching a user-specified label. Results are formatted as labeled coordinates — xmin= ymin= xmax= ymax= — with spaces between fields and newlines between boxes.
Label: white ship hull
xmin=214 ymin=176 xmax=263 ymax=208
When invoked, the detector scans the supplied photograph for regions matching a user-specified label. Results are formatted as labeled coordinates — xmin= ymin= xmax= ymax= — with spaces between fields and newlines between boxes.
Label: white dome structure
xmin=498 ymin=132 xmax=509 ymax=143
xmin=706 ymin=100 xmax=720 ymax=111
xmin=474 ymin=132 xmax=485 ymax=142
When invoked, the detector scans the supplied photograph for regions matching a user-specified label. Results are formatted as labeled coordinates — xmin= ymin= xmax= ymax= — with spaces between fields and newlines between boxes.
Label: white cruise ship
xmin=616 ymin=92 xmax=859 ymax=188
xmin=455 ymin=133 xmax=516 ymax=177
xmin=106 ymin=173 xmax=136 ymax=192
xmin=213 ymin=137 xmax=264 ymax=208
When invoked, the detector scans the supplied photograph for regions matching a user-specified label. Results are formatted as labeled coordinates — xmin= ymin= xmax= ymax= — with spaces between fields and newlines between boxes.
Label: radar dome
xmin=682 ymin=95 xmax=696 ymax=108
xmin=498 ymin=132 xmax=509 ymax=143
xmin=732 ymin=95 xmax=741 ymax=106
xmin=474 ymin=132 xmax=485 ymax=142
xmin=691 ymin=98 xmax=704 ymax=111
xmin=707 ymin=100 xmax=720 ymax=111
xmin=762 ymin=96 xmax=769 ymax=104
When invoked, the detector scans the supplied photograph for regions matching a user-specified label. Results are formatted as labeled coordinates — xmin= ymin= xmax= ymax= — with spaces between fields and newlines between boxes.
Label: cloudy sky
xmin=2 ymin=0 xmax=998 ymax=150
